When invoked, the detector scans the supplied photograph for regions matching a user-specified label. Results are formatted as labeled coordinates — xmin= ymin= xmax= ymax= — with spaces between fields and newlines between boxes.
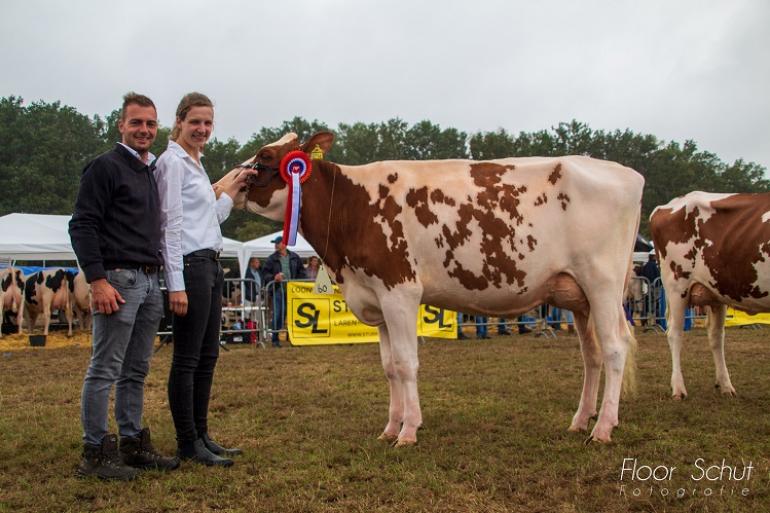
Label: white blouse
xmin=155 ymin=140 xmax=233 ymax=291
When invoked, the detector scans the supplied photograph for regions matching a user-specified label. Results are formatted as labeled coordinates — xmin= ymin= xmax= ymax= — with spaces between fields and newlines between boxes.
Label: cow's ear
xmin=301 ymin=132 xmax=335 ymax=157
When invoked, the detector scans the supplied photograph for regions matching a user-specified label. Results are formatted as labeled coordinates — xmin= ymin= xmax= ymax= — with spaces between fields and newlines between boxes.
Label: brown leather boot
xmin=120 ymin=428 xmax=180 ymax=471
xmin=76 ymin=434 xmax=138 ymax=481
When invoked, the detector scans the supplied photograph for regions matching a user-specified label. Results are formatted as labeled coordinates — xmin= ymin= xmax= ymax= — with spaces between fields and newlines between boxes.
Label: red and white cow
xmin=25 ymin=269 xmax=75 ymax=336
xmin=650 ymin=191 xmax=770 ymax=399
xmin=232 ymin=132 xmax=644 ymax=444
xmin=70 ymin=271 xmax=92 ymax=332
xmin=1 ymin=267 xmax=25 ymax=337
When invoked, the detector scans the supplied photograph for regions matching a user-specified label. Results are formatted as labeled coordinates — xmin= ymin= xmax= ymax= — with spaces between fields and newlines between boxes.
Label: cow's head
xmin=233 ymin=131 xmax=335 ymax=220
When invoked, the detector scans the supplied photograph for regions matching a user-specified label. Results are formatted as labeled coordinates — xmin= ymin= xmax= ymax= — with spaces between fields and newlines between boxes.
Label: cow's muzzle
xmin=239 ymin=162 xmax=279 ymax=188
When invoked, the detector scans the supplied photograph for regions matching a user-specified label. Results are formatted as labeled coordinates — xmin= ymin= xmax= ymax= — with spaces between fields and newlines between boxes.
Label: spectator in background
xmin=261 ymin=236 xmax=307 ymax=347
xmin=640 ymin=251 xmax=660 ymax=284
xmin=640 ymin=251 xmax=663 ymax=327
xmin=497 ymin=317 xmax=510 ymax=336
xmin=475 ymin=315 xmax=490 ymax=339
xmin=244 ymin=257 xmax=262 ymax=306
xmin=305 ymin=256 xmax=321 ymax=281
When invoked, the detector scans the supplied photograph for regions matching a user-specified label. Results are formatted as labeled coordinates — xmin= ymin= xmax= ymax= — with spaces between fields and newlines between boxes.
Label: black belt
xmin=105 ymin=263 xmax=160 ymax=274
xmin=184 ymin=249 xmax=220 ymax=261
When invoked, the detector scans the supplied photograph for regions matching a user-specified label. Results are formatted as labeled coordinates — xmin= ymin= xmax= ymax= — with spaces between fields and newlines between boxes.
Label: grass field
xmin=1 ymin=327 xmax=769 ymax=513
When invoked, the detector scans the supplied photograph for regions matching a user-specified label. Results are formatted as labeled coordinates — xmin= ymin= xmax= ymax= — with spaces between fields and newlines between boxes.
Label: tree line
xmin=1 ymin=95 xmax=767 ymax=239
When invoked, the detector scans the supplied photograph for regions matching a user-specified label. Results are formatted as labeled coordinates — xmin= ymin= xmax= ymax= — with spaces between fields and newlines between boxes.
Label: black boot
xmin=120 ymin=428 xmax=180 ymax=471
xmin=76 ymin=434 xmax=138 ymax=481
xmin=178 ymin=438 xmax=234 ymax=467
xmin=201 ymin=433 xmax=243 ymax=456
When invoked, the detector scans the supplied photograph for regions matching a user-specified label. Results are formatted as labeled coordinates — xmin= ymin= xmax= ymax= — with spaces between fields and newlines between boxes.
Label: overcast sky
xmin=2 ymin=0 xmax=768 ymax=169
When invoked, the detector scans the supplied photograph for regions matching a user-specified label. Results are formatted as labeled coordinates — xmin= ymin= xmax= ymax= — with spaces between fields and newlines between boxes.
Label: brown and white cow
xmin=25 ymin=269 xmax=75 ymax=336
xmin=70 ymin=271 xmax=92 ymax=332
xmin=1 ymin=267 xmax=25 ymax=337
xmin=650 ymin=191 xmax=770 ymax=399
xmin=232 ymin=132 xmax=644 ymax=444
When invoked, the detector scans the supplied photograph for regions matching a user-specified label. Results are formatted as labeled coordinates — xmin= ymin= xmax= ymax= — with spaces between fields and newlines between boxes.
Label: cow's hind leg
xmin=588 ymin=298 xmax=635 ymax=443
xmin=569 ymin=311 xmax=601 ymax=432
xmin=666 ymin=292 xmax=689 ymax=400
xmin=377 ymin=324 xmax=404 ymax=443
xmin=707 ymin=304 xmax=735 ymax=396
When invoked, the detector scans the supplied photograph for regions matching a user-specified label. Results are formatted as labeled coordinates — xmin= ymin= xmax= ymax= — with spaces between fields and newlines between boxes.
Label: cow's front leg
xmin=380 ymin=295 xmax=422 ymax=447
xmin=376 ymin=324 xmax=403 ymax=443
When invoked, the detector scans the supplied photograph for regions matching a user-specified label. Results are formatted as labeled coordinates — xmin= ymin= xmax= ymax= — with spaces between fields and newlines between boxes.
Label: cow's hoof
xmin=394 ymin=438 xmax=417 ymax=448
xmin=587 ymin=424 xmax=614 ymax=444
xmin=671 ymin=386 xmax=688 ymax=400
xmin=715 ymin=383 xmax=737 ymax=397
xmin=377 ymin=432 xmax=398 ymax=443
xmin=585 ymin=433 xmax=612 ymax=445
xmin=568 ymin=424 xmax=587 ymax=433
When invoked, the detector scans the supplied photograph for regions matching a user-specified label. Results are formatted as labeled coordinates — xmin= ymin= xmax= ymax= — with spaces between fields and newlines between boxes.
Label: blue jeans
xmin=475 ymin=316 xmax=488 ymax=338
xmin=271 ymin=284 xmax=286 ymax=346
xmin=81 ymin=269 xmax=164 ymax=446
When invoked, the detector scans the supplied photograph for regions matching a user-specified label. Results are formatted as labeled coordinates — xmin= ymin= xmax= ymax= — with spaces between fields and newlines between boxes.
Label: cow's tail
xmin=620 ymin=203 xmax=641 ymax=399
xmin=621 ymin=307 xmax=638 ymax=399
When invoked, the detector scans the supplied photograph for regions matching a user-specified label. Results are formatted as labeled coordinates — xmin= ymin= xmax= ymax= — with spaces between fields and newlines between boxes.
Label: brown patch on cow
xmin=650 ymin=206 xmax=700 ymax=260
xmin=406 ymin=186 xmax=439 ymax=227
xmin=527 ymin=235 xmax=537 ymax=252
xmin=534 ymin=193 xmax=547 ymax=207
xmin=297 ymin=161 xmax=415 ymax=289
xmin=699 ymin=195 xmax=770 ymax=301
xmin=437 ymin=163 xmax=529 ymax=290
xmin=651 ymin=194 xmax=770 ymax=303
xmin=387 ymin=173 xmax=398 ymax=184
xmin=430 ymin=188 xmax=456 ymax=207
xmin=557 ymin=193 xmax=571 ymax=211
xmin=548 ymin=163 xmax=562 ymax=185
xmin=670 ymin=261 xmax=691 ymax=280
xmin=378 ymin=184 xmax=389 ymax=200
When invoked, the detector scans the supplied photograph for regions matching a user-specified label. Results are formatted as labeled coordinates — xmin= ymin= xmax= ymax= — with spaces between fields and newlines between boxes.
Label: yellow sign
xmin=310 ymin=144 xmax=325 ymax=160
xmin=725 ymin=308 xmax=770 ymax=327
xmin=286 ymin=281 xmax=457 ymax=345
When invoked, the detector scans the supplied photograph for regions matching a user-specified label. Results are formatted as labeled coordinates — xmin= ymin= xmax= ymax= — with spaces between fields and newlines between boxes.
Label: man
xmin=261 ymin=236 xmax=307 ymax=347
xmin=639 ymin=251 xmax=663 ymax=327
xmin=69 ymin=92 xmax=178 ymax=480
xmin=244 ymin=257 xmax=262 ymax=306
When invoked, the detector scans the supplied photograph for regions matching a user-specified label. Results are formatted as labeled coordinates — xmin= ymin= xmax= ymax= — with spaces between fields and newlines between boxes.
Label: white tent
xmin=0 ymin=213 xmax=243 ymax=261
xmin=239 ymin=231 xmax=317 ymax=277
xmin=0 ymin=213 xmax=78 ymax=260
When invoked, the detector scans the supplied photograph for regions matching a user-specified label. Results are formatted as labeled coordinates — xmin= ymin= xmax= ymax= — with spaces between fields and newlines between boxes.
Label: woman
xmin=305 ymin=256 xmax=320 ymax=281
xmin=155 ymin=92 xmax=250 ymax=467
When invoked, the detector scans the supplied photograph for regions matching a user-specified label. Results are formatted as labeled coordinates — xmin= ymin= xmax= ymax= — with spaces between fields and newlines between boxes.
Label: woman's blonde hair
xmin=170 ymin=92 xmax=214 ymax=141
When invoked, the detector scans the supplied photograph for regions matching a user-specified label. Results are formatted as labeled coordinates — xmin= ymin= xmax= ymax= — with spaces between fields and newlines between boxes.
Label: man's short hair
xmin=120 ymin=92 xmax=156 ymax=120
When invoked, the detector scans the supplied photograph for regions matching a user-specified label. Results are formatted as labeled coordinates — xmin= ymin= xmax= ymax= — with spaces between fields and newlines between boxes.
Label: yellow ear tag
xmin=313 ymin=264 xmax=334 ymax=294
xmin=310 ymin=144 xmax=325 ymax=161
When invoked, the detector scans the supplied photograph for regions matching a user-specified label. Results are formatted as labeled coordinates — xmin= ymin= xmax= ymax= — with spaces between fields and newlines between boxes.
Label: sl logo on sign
xmin=418 ymin=305 xmax=456 ymax=338
xmin=292 ymin=299 xmax=331 ymax=337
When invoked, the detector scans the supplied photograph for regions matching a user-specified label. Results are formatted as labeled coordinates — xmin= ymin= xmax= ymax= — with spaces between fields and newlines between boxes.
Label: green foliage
xmin=0 ymin=96 xmax=767 ymax=239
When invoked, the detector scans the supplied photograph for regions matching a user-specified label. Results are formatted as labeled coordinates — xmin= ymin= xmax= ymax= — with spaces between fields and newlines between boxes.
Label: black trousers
xmin=168 ymin=255 xmax=223 ymax=444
